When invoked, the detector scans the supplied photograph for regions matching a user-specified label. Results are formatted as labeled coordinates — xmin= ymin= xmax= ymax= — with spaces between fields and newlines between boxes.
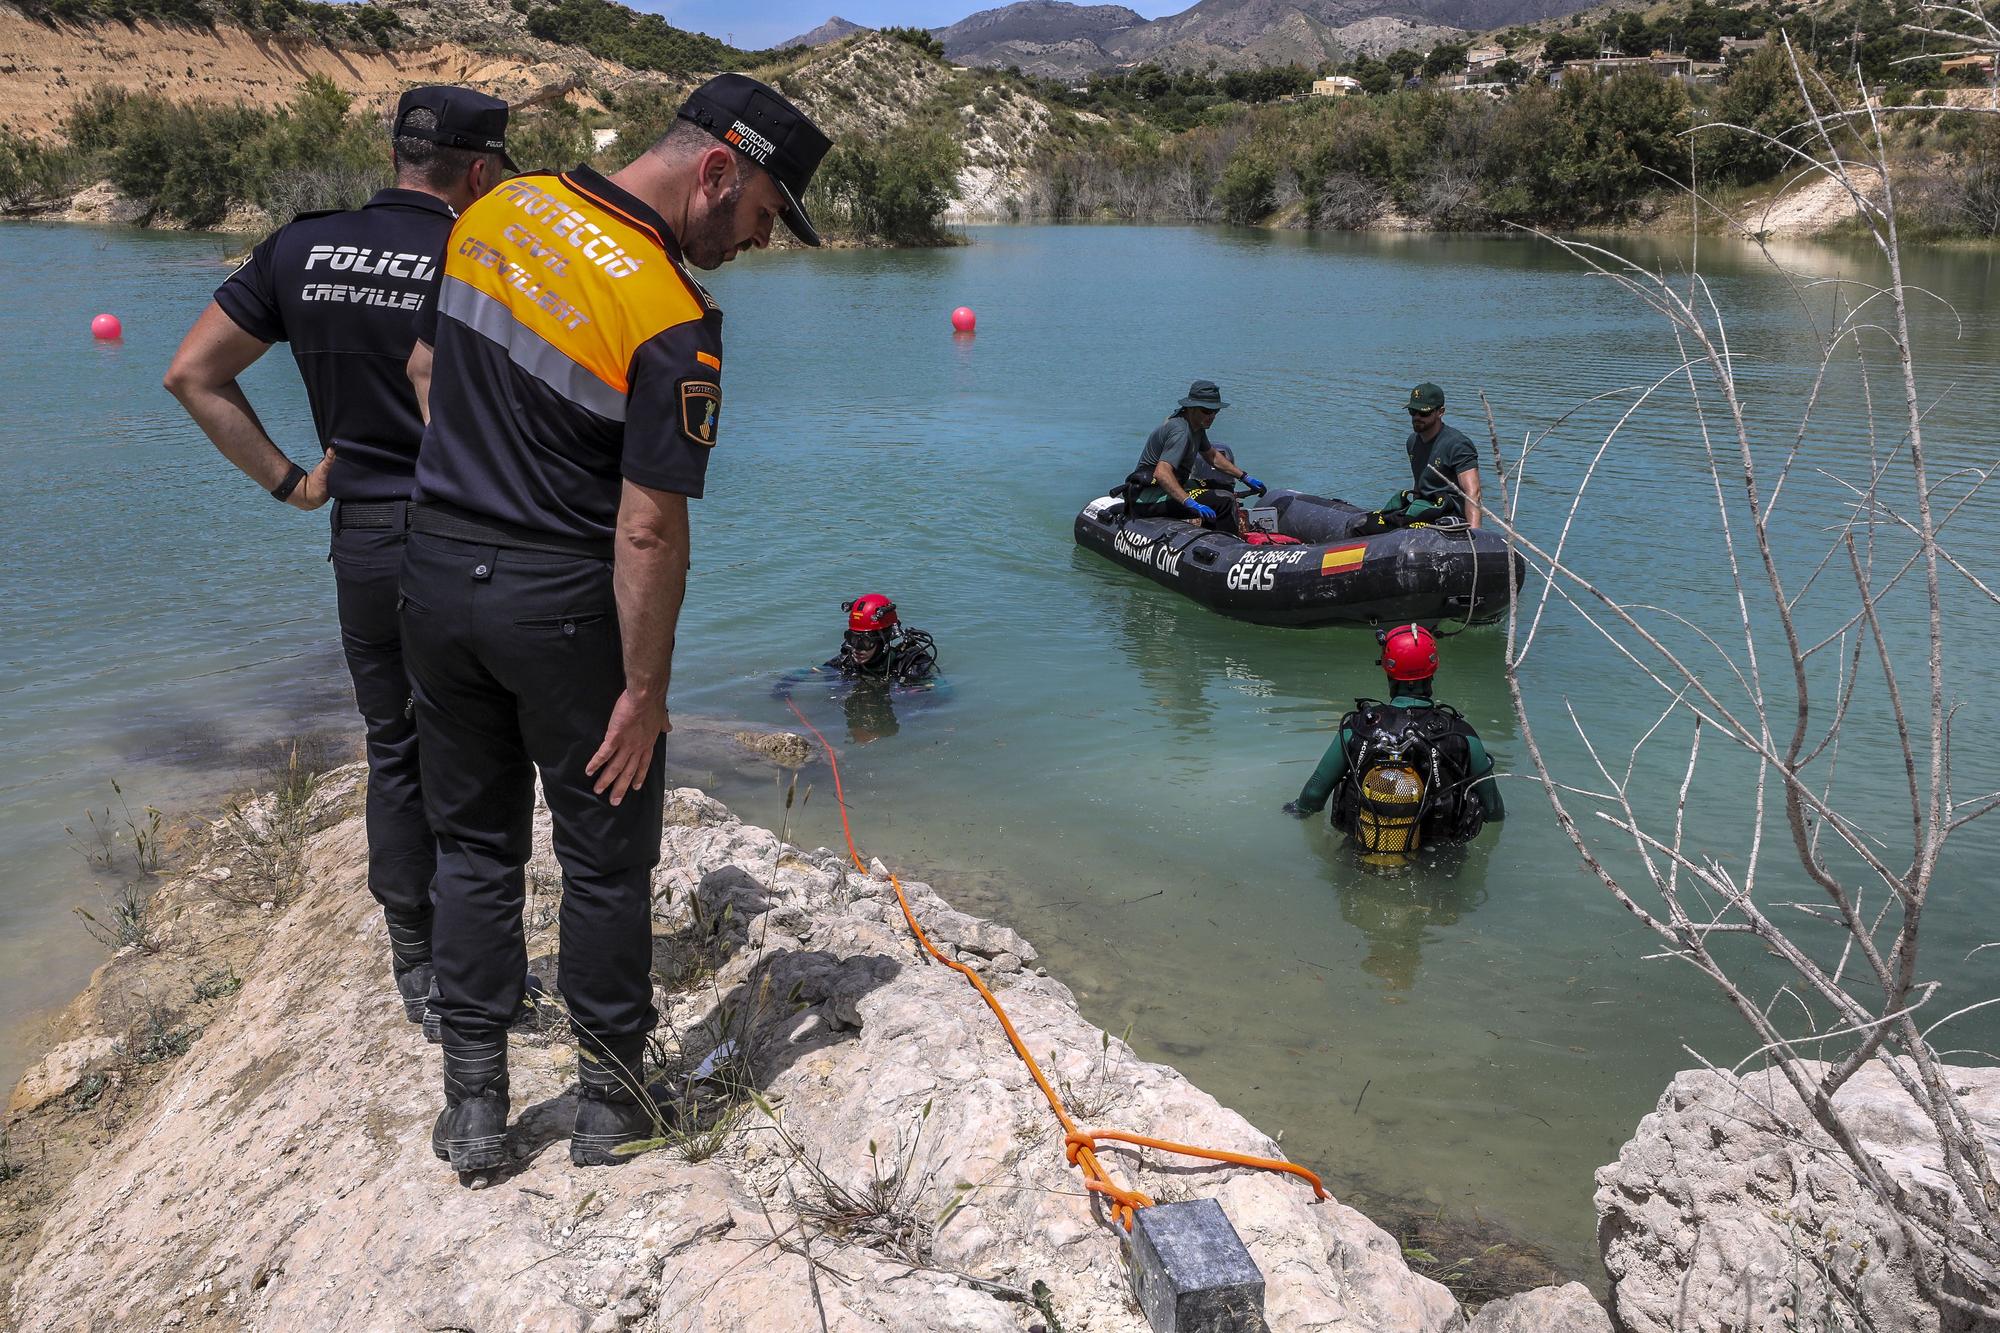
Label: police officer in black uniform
xmin=164 ymin=87 xmax=514 ymax=1030
xmin=401 ymin=75 xmax=831 ymax=1175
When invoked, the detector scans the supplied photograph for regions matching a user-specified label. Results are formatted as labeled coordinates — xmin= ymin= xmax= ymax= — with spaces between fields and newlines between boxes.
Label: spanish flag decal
xmin=1320 ymin=543 xmax=1367 ymax=576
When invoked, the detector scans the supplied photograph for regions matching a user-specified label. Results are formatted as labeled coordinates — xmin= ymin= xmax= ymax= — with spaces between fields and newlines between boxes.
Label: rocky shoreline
xmin=7 ymin=753 xmax=1981 ymax=1329
xmin=3 ymin=171 xmax=1863 ymax=242
xmin=0 ymin=180 xmax=959 ymax=243
xmin=0 ymin=761 xmax=1509 ymax=1329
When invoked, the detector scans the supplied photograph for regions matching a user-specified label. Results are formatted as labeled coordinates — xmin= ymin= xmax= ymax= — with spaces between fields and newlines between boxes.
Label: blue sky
xmin=658 ymin=1 xmax=1188 ymax=51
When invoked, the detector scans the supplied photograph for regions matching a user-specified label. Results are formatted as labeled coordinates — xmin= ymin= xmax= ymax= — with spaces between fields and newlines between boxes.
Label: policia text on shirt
xmin=403 ymin=74 xmax=833 ymax=1176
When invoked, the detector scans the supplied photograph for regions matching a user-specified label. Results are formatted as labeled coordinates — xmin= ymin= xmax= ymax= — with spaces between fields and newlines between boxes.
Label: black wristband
xmin=270 ymin=463 xmax=309 ymax=502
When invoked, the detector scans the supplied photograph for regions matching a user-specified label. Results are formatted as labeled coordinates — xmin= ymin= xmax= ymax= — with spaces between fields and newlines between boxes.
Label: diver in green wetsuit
xmin=1284 ymin=624 xmax=1502 ymax=851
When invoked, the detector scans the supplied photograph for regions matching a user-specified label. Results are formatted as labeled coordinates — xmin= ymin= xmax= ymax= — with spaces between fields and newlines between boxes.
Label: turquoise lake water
xmin=3 ymin=219 xmax=1996 ymax=1279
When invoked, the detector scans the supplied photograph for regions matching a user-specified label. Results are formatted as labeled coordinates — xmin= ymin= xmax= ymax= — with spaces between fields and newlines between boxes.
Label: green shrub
xmin=48 ymin=78 xmax=393 ymax=226
xmin=1022 ymin=69 xmax=1698 ymax=229
xmin=62 ymin=84 xmax=137 ymax=153
xmin=602 ymin=84 xmax=680 ymax=163
xmin=524 ymin=0 xmax=751 ymax=74
xmin=1551 ymin=71 xmax=1692 ymax=213
xmin=13 ymin=0 xmax=403 ymax=39
xmin=0 ymin=129 xmax=81 ymax=207
xmin=1541 ymin=31 xmax=1596 ymax=64
xmin=351 ymin=5 xmax=404 ymax=47
xmin=109 ymin=100 xmax=264 ymax=226
xmin=805 ymin=123 xmax=961 ymax=244
xmin=1219 ymin=149 xmax=1278 ymax=223
xmin=1424 ymin=43 xmax=1469 ymax=78
xmin=506 ymin=101 xmax=594 ymax=176
xmin=1216 ymin=64 xmax=1313 ymax=103
xmin=237 ymin=77 xmax=377 ymax=190
xmin=879 ymin=25 xmax=943 ymax=59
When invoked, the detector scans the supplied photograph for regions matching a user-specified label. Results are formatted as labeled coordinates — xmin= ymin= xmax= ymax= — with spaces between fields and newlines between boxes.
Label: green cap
xmin=1407 ymin=382 xmax=1445 ymax=412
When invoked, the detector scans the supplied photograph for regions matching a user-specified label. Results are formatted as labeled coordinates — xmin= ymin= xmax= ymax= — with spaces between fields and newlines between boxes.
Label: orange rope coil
xmin=785 ymin=699 xmax=1327 ymax=1230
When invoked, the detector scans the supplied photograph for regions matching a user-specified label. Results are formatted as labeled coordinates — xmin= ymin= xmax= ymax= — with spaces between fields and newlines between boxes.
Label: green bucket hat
xmin=1179 ymin=380 xmax=1228 ymax=412
xmin=1407 ymin=382 xmax=1445 ymax=412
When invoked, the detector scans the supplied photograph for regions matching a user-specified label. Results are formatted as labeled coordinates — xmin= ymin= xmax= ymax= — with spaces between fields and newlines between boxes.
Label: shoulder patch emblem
xmin=680 ymin=379 xmax=721 ymax=446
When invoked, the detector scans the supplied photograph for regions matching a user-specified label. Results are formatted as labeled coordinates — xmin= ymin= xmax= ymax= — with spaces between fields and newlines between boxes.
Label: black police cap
xmin=395 ymin=86 xmax=517 ymax=173
xmin=676 ymin=73 xmax=833 ymax=247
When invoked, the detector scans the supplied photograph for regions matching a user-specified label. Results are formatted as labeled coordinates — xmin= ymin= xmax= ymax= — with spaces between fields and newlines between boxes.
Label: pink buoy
xmin=950 ymin=306 xmax=976 ymax=333
xmin=91 ymin=313 xmax=123 ymax=341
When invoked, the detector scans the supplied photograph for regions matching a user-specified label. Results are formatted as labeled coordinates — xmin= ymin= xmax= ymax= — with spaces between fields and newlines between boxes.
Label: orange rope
xmin=785 ymin=699 xmax=1328 ymax=1230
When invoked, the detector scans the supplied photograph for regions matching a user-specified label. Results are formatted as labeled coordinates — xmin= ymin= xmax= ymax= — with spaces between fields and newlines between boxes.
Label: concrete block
xmin=1126 ymin=1198 xmax=1267 ymax=1333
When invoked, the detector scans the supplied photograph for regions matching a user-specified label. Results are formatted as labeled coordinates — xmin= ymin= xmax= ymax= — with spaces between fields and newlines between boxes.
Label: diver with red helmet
xmin=1284 ymin=624 xmax=1503 ymax=852
xmin=826 ymin=594 xmax=938 ymax=685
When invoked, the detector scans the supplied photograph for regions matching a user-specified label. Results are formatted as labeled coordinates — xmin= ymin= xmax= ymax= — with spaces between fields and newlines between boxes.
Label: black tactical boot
xmin=571 ymin=1042 xmax=676 ymax=1167
xmin=396 ymin=962 xmax=435 ymax=1025
xmin=387 ymin=914 xmax=434 ymax=1026
xmin=422 ymin=973 xmax=549 ymax=1045
xmin=431 ymin=1039 xmax=509 ymax=1174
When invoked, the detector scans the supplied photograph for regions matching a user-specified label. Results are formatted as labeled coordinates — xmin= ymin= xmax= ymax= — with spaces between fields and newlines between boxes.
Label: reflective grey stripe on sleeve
xmin=436 ymin=275 xmax=627 ymax=423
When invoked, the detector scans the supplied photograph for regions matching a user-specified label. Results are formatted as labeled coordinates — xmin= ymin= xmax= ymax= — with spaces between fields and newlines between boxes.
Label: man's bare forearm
xmin=173 ymin=377 xmax=299 ymax=490
xmin=1152 ymin=460 xmax=1191 ymax=503
xmin=614 ymin=488 xmax=690 ymax=702
xmin=407 ymin=340 xmax=434 ymax=426
xmin=164 ymin=302 xmax=296 ymax=489
xmin=1458 ymin=468 xmax=1483 ymax=529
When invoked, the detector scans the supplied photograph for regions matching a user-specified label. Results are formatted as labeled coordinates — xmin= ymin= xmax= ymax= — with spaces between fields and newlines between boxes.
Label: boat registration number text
xmin=1225 ymin=548 xmax=1304 ymax=592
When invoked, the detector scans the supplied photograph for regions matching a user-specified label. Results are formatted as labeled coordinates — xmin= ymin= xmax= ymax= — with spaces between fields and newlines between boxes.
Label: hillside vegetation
xmin=0 ymin=26 xmax=1064 ymax=243
xmin=7 ymin=0 xmax=408 ymax=45
xmin=4 ymin=0 xmax=1994 ymax=242
xmin=520 ymin=0 xmax=749 ymax=73
xmin=1007 ymin=0 xmax=2000 ymax=240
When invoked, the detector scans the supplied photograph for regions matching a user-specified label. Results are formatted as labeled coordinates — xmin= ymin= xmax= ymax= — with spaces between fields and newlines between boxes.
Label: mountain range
xmin=784 ymin=0 xmax=1592 ymax=75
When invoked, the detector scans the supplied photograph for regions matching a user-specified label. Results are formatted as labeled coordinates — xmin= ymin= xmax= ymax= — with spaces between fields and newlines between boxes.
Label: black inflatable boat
xmin=1073 ymin=488 xmax=1524 ymax=627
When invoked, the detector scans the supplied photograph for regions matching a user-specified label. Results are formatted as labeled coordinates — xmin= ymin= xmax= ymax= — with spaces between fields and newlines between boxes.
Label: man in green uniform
xmin=1365 ymin=382 xmax=1484 ymax=531
xmin=1124 ymin=380 xmax=1263 ymax=535
xmin=1283 ymin=624 xmax=1503 ymax=842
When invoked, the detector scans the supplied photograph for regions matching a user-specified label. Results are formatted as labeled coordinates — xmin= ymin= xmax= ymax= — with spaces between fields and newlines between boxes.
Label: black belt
xmin=410 ymin=500 xmax=613 ymax=560
xmin=333 ymin=500 xmax=412 ymax=532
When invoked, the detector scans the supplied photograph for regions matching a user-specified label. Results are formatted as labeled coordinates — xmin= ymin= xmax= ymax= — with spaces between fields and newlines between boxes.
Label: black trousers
xmin=1130 ymin=487 xmax=1244 ymax=533
xmin=331 ymin=524 xmax=434 ymax=955
xmin=398 ymin=532 xmax=664 ymax=1049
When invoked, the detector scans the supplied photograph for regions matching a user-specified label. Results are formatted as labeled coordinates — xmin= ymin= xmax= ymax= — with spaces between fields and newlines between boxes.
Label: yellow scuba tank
xmin=1355 ymin=762 xmax=1426 ymax=865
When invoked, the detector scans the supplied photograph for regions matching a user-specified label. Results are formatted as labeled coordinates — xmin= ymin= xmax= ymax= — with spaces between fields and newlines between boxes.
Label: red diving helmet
xmin=845 ymin=594 xmax=899 ymax=633
xmin=1378 ymin=624 xmax=1439 ymax=682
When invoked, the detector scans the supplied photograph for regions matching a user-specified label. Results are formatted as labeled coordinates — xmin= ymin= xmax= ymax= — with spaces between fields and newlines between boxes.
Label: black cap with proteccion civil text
xmin=395 ymin=86 xmax=516 ymax=173
xmin=676 ymin=73 xmax=833 ymax=247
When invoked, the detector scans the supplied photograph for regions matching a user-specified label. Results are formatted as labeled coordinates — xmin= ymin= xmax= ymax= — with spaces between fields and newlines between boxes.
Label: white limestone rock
xmin=1466 ymin=1282 xmax=1611 ymax=1332
xmin=1597 ymin=1061 xmax=2000 ymax=1333
xmin=6 ymin=1035 xmax=121 ymax=1116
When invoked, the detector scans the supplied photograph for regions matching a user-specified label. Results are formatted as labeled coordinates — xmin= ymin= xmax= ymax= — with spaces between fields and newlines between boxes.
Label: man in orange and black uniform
xmin=401 ymin=74 xmax=830 ymax=1175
